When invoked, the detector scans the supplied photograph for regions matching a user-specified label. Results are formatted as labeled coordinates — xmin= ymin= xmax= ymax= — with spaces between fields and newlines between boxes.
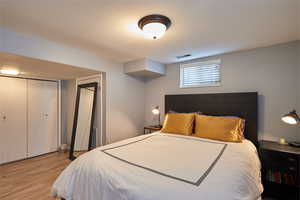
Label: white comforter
xmin=52 ymin=132 xmax=263 ymax=200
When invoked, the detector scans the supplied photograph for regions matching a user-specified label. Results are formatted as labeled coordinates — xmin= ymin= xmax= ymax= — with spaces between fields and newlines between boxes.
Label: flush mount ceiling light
xmin=138 ymin=14 xmax=171 ymax=39
xmin=0 ymin=67 xmax=20 ymax=75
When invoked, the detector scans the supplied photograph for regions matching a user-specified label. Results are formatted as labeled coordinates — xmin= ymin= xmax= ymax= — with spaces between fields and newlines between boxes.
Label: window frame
xmin=179 ymin=59 xmax=221 ymax=88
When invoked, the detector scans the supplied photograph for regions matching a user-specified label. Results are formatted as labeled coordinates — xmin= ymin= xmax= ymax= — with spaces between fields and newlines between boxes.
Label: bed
xmin=52 ymin=92 xmax=263 ymax=200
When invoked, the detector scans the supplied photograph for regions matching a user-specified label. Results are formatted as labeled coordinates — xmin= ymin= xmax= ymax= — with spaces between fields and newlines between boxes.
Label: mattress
xmin=52 ymin=132 xmax=263 ymax=200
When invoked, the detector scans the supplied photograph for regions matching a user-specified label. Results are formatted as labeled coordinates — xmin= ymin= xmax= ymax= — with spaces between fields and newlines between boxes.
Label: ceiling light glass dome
xmin=138 ymin=14 xmax=171 ymax=39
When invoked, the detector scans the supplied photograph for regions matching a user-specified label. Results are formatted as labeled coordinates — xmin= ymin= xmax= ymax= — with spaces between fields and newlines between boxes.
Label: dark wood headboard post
xmin=165 ymin=92 xmax=258 ymax=146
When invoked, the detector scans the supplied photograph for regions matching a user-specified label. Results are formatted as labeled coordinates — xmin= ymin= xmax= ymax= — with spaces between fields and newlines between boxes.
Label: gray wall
xmin=2 ymin=28 xmax=299 ymax=144
xmin=145 ymin=41 xmax=300 ymax=142
xmin=2 ymin=28 xmax=146 ymax=144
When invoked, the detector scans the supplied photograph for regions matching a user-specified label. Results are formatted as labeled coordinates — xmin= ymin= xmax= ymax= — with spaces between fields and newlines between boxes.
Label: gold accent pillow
xmin=194 ymin=114 xmax=243 ymax=142
xmin=161 ymin=113 xmax=195 ymax=135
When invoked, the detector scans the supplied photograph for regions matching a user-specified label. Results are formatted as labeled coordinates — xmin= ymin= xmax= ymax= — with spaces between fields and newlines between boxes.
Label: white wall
xmin=2 ymin=28 xmax=146 ymax=144
xmin=145 ymin=41 xmax=300 ymax=142
xmin=298 ymin=1 xmax=300 ymax=39
xmin=0 ymin=4 xmax=4 ymax=52
xmin=297 ymin=42 xmax=300 ymax=119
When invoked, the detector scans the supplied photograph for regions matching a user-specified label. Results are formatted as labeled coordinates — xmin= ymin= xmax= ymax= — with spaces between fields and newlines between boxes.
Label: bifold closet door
xmin=0 ymin=77 xmax=27 ymax=164
xmin=28 ymin=80 xmax=58 ymax=157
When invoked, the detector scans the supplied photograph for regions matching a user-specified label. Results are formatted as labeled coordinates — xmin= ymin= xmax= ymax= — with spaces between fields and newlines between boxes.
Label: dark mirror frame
xmin=69 ymin=82 xmax=98 ymax=160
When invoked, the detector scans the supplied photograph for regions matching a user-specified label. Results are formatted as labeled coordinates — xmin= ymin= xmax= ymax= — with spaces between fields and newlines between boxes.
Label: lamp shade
xmin=152 ymin=106 xmax=160 ymax=115
xmin=281 ymin=110 xmax=300 ymax=125
xmin=142 ymin=22 xmax=166 ymax=39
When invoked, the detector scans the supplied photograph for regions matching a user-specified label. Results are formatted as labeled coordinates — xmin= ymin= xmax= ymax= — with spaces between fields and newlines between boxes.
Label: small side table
xmin=259 ymin=140 xmax=300 ymax=200
xmin=144 ymin=126 xmax=162 ymax=134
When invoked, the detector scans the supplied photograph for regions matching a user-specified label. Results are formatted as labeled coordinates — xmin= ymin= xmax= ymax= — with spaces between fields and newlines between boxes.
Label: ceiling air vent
xmin=176 ymin=54 xmax=191 ymax=59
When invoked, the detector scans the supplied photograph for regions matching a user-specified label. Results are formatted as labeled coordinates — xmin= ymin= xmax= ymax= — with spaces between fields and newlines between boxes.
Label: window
xmin=180 ymin=59 xmax=221 ymax=88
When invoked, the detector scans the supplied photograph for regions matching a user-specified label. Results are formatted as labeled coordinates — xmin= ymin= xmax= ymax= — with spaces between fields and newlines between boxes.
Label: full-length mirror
xmin=69 ymin=82 xmax=98 ymax=160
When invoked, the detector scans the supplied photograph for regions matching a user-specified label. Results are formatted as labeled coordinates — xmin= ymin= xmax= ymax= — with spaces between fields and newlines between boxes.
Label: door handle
xmin=2 ymin=115 xmax=7 ymax=121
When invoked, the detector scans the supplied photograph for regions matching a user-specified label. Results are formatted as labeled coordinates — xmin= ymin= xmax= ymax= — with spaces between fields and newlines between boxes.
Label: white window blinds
xmin=180 ymin=60 xmax=221 ymax=88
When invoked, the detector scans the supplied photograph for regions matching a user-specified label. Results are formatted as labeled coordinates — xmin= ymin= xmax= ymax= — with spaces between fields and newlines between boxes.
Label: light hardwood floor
xmin=0 ymin=152 xmax=70 ymax=200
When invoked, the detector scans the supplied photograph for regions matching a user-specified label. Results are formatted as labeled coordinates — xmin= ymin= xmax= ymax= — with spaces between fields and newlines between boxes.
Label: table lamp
xmin=281 ymin=110 xmax=300 ymax=147
xmin=152 ymin=106 xmax=161 ymax=128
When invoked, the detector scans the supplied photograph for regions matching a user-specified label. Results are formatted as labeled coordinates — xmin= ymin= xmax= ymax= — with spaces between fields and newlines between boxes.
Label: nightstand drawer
xmin=260 ymin=149 xmax=298 ymax=170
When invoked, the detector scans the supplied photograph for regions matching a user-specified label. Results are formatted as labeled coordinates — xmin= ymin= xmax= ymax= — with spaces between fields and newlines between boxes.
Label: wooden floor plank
xmin=0 ymin=152 xmax=70 ymax=200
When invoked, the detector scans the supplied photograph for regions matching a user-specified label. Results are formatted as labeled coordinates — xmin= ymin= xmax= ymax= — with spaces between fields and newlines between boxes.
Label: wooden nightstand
xmin=259 ymin=140 xmax=300 ymax=200
xmin=144 ymin=126 xmax=162 ymax=134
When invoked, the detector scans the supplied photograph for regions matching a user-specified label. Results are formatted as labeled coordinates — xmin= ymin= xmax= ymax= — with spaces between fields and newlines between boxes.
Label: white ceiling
xmin=0 ymin=52 xmax=100 ymax=80
xmin=1 ymin=0 xmax=300 ymax=63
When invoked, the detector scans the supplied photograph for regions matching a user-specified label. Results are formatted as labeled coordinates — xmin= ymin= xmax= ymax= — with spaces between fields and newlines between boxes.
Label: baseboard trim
xmin=0 ymin=150 xmax=59 ymax=166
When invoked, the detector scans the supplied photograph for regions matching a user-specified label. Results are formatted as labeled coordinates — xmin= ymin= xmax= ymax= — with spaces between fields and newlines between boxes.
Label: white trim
xmin=76 ymin=74 xmax=102 ymax=83
xmin=0 ymin=74 xmax=60 ymax=82
xmin=26 ymin=79 xmax=29 ymax=157
xmin=100 ymin=74 xmax=104 ymax=146
xmin=179 ymin=82 xmax=221 ymax=88
xmin=58 ymin=80 xmax=62 ymax=148
xmin=180 ymin=59 xmax=221 ymax=68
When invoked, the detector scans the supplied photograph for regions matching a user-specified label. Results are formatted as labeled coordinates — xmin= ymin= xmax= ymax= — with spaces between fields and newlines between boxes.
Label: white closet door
xmin=0 ymin=77 xmax=27 ymax=164
xmin=28 ymin=80 xmax=58 ymax=157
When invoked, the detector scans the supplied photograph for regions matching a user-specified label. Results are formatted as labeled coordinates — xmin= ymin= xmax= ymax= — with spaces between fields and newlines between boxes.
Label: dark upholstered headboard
xmin=165 ymin=92 xmax=258 ymax=145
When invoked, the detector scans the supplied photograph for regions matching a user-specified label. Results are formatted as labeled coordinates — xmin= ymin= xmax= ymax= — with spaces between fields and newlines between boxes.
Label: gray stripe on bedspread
xmin=100 ymin=135 xmax=227 ymax=186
